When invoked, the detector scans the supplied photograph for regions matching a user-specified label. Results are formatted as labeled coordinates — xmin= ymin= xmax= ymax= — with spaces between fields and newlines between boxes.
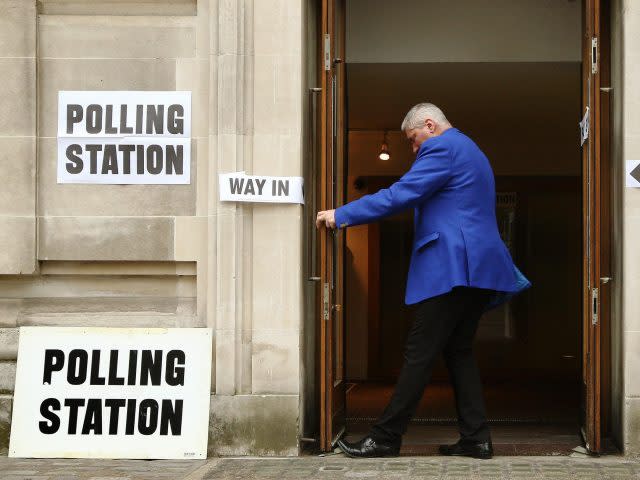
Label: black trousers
xmin=369 ymin=286 xmax=492 ymax=445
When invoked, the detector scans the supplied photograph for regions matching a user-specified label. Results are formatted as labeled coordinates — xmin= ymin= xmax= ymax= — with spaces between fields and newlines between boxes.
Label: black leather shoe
xmin=337 ymin=436 xmax=401 ymax=458
xmin=439 ymin=440 xmax=493 ymax=459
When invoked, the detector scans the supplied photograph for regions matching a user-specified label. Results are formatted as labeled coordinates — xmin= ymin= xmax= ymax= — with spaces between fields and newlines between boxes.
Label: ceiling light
xmin=378 ymin=131 xmax=390 ymax=161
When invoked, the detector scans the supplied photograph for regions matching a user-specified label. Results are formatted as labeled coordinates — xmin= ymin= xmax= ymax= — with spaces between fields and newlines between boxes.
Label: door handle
xmin=600 ymin=277 xmax=612 ymax=284
xmin=308 ymin=87 xmax=322 ymax=282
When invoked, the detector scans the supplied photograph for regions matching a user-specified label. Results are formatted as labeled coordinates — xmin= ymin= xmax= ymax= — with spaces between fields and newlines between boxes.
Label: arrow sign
xmin=626 ymin=160 xmax=640 ymax=187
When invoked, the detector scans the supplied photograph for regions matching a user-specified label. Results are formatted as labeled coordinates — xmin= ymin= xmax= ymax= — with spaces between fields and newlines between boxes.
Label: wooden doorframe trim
xmin=318 ymin=0 xmax=348 ymax=452
xmin=597 ymin=0 xmax=613 ymax=442
xmin=314 ymin=0 xmax=615 ymax=453
xmin=582 ymin=0 xmax=614 ymax=454
xmin=318 ymin=0 xmax=329 ymax=451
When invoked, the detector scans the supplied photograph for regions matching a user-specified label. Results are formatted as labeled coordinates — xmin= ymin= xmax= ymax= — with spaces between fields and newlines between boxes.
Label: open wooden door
xmin=319 ymin=0 xmax=347 ymax=452
xmin=582 ymin=0 xmax=609 ymax=455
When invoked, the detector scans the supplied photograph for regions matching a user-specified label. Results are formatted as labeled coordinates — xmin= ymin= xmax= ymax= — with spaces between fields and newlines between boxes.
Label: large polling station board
xmin=9 ymin=327 xmax=212 ymax=459
xmin=57 ymin=91 xmax=191 ymax=184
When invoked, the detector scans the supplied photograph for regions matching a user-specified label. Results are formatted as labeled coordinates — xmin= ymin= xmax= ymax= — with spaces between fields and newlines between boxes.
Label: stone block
xmin=39 ymin=16 xmax=195 ymax=59
xmin=0 ymin=300 xmax=20 ymax=328
xmin=38 ymin=216 xmax=174 ymax=261
xmin=214 ymin=330 xmax=235 ymax=395
xmin=252 ymin=207 xmax=302 ymax=332
xmin=0 ymin=58 xmax=35 ymax=136
xmin=175 ymin=216 xmax=207 ymax=261
xmin=0 ymin=0 xmax=35 ymax=57
xmin=217 ymin=0 xmax=240 ymax=56
xmin=0 ymin=361 xmax=15 ymax=393
xmin=0 ymin=395 xmax=11 ymax=454
xmin=624 ymin=216 xmax=640 ymax=331
xmin=37 ymin=138 xmax=196 ymax=217
xmin=625 ymin=75 xmax=640 ymax=143
xmin=20 ymin=314 xmax=202 ymax=329
xmin=0 ymin=329 xmax=18 ymax=361
xmin=625 ymin=331 xmax=640 ymax=397
xmin=0 ymin=217 xmax=36 ymax=275
xmin=193 ymin=136 xmax=209 ymax=215
xmin=214 ymin=209 xmax=240 ymax=333
xmin=251 ymin=331 xmax=299 ymax=394
xmin=254 ymin=0 xmax=301 ymax=57
xmin=38 ymin=58 xmax=176 ymax=138
xmin=625 ymin=397 xmax=640 ymax=455
xmin=625 ymin=133 xmax=640 ymax=163
xmin=208 ymin=394 xmax=298 ymax=456
xmin=0 ymin=274 xmax=195 ymax=301
xmin=0 ymin=137 xmax=35 ymax=216
xmin=176 ymin=58 xmax=209 ymax=138
xmin=624 ymin=1 xmax=640 ymax=62
xmin=253 ymin=55 xmax=301 ymax=135
xmin=17 ymin=296 xmax=196 ymax=316
xmin=217 ymin=54 xmax=242 ymax=135
xmin=216 ymin=133 xmax=240 ymax=176
xmin=38 ymin=0 xmax=196 ymax=16
xmin=252 ymin=133 xmax=302 ymax=175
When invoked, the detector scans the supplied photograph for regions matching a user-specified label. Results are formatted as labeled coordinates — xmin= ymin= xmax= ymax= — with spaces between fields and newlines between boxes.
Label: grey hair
xmin=401 ymin=103 xmax=450 ymax=131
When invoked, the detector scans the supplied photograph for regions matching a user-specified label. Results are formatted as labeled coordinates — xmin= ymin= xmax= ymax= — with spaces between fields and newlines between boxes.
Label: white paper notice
xmin=626 ymin=160 xmax=640 ymax=188
xmin=219 ymin=171 xmax=304 ymax=204
xmin=57 ymin=91 xmax=191 ymax=184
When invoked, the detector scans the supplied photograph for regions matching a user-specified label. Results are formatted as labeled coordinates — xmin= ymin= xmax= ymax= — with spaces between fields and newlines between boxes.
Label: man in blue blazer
xmin=317 ymin=103 xmax=529 ymax=459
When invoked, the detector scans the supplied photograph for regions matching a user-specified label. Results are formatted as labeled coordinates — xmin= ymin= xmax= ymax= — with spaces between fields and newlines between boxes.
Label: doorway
xmin=315 ymin=0 xmax=612 ymax=455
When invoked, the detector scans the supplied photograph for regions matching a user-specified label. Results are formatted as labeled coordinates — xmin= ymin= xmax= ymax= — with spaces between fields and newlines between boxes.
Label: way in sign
xmin=229 ymin=177 xmax=290 ymax=196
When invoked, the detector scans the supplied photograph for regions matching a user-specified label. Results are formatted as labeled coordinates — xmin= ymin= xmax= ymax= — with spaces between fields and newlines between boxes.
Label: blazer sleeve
xmin=334 ymin=139 xmax=452 ymax=228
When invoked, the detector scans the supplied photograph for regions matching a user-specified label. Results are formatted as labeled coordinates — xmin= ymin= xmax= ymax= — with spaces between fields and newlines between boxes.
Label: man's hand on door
xmin=316 ymin=209 xmax=336 ymax=229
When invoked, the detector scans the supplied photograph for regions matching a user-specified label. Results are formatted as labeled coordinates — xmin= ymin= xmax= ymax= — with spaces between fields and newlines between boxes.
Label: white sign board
xmin=219 ymin=171 xmax=304 ymax=204
xmin=9 ymin=327 xmax=212 ymax=459
xmin=626 ymin=160 xmax=640 ymax=188
xmin=57 ymin=91 xmax=191 ymax=184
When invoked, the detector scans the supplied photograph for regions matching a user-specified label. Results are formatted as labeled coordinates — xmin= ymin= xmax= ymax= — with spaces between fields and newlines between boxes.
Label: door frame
xmin=314 ymin=0 xmax=614 ymax=454
xmin=582 ymin=0 xmax=613 ymax=454
xmin=318 ymin=0 xmax=347 ymax=452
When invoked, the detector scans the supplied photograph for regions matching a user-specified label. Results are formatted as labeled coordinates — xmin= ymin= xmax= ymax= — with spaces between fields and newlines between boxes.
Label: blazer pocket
xmin=414 ymin=231 xmax=440 ymax=252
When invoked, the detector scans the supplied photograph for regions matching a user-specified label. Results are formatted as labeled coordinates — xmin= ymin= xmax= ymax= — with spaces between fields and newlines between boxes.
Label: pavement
xmin=3 ymin=452 xmax=640 ymax=480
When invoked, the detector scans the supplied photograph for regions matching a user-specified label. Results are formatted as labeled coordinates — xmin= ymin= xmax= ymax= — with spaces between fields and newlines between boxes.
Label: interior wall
xmin=346 ymin=62 xmax=582 ymax=176
xmin=346 ymin=0 xmax=581 ymax=63
xmin=344 ymin=1 xmax=583 ymax=385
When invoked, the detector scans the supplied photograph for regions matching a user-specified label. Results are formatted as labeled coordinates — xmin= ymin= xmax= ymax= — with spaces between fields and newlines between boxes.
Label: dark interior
xmin=342 ymin=62 xmax=583 ymax=452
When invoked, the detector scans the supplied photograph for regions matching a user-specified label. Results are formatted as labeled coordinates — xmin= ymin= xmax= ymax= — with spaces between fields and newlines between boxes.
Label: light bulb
xmin=378 ymin=141 xmax=390 ymax=161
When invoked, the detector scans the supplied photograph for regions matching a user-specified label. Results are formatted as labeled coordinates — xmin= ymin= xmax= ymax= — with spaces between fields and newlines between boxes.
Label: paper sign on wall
xmin=9 ymin=327 xmax=212 ymax=459
xmin=57 ymin=91 xmax=191 ymax=184
xmin=219 ymin=171 xmax=304 ymax=204
xmin=626 ymin=160 xmax=640 ymax=187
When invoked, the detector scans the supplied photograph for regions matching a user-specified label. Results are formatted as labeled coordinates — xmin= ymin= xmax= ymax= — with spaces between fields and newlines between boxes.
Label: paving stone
xmin=5 ymin=477 xmax=51 ymax=480
xmin=88 ymin=477 xmax=131 ymax=480
xmin=5 ymin=456 xmax=640 ymax=480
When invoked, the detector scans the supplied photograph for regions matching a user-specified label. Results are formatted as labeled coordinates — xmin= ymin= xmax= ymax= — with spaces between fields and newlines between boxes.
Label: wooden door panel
xmin=319 ymin=0 xmax=346 ymax=452
xmin=581 ymin=0 xmax=603 ymax=454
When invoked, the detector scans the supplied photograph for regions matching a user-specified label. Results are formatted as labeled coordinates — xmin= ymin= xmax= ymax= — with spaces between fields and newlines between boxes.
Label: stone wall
xmin=0 ymin=0 xmax=305 ymax=456
xmin=620 ymin=0 xmax=640 ymax=456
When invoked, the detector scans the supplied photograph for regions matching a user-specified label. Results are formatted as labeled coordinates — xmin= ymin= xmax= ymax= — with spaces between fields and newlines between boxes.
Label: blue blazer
xmin=335 ymin=127 xmax=530 ymax=306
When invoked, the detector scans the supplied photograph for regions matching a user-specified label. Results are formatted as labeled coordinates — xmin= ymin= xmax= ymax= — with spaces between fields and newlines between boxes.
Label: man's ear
xmin=425 ymin=118 xmax=436 ymax=133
